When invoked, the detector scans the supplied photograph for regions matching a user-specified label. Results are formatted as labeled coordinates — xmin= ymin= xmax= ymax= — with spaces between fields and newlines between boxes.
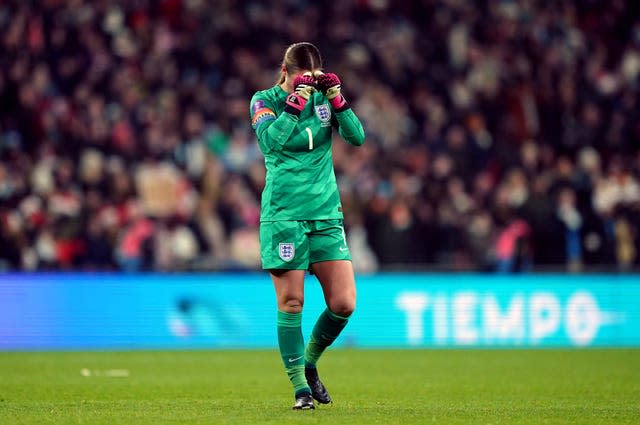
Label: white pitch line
xmin=80 ymin=368 xmax=130 ymax=377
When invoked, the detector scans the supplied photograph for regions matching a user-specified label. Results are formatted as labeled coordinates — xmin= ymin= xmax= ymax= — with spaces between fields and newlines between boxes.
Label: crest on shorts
xmin=315 ymin=104 xmax=331 ymax=126
xmin=279 ymin=243 xmax=295 ymax=262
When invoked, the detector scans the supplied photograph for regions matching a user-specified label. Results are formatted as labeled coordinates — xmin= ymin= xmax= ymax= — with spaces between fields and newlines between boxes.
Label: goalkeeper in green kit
xmin=249 ymin=42 xmax=365 ymax=410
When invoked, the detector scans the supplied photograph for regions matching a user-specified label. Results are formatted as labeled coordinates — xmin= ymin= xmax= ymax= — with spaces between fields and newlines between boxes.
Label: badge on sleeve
xmin=252 ymin=100 xmax=265 ymax=113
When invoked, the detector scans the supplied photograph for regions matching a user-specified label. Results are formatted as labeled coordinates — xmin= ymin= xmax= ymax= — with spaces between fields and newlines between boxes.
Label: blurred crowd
xmin=1 ymin=0 xmax=640 ymax=272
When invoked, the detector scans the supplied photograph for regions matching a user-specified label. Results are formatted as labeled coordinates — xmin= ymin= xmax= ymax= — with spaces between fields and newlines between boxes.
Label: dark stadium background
xmin=1 ymin=0 xmax=639 ymax=273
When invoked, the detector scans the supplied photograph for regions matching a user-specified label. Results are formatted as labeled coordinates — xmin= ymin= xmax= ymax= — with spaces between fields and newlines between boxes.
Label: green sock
xmin=304 ymin=308 xmax=350 ymax=368
xmin=277 ymin=310 xmax=310 ymax=396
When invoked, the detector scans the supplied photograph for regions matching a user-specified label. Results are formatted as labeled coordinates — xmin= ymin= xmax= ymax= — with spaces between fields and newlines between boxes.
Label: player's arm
xmin=335 ymin=109 xmax=365 ymax=146
xmin=250 ymin=75 xmax=317 ymax=154
xmin=250 ymin=96 xmax=295 ymax=154
xmin=317 ymin=73 xmax=365 ymax=146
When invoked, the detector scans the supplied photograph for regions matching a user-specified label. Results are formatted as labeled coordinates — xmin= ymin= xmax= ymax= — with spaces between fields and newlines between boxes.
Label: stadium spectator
xmin=0 ymin=0 xmax=639 ymax=272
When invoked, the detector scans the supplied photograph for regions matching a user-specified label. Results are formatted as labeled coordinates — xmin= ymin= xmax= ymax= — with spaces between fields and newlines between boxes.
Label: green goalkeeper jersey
xmin=250 ymin=85 xmax=365 ymax=221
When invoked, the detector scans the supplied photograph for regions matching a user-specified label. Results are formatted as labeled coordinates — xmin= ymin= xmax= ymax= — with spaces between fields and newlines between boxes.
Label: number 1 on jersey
xmin=305 ymin=127 xmax=313 ymax=150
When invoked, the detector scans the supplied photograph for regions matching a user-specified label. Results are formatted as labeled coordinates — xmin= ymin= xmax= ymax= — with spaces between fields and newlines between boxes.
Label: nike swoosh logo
xmin=339 ymin=247 xmax=349 ymax=251
xmin=288 ymin=356 xmax=303 ymax=363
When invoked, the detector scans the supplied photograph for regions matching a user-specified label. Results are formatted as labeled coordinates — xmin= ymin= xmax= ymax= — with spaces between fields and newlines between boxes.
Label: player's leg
xmin=271 ymin=269 xmax=314 ymax=409
xmin=305 ymin=220 xmax=356 ymax=403
xmin=260 ymin=220 xmax=313 ymax=409
xmin=305 ymin=260 xmax=355 ymax=403
xmin=306 ymin=259 xmax=355 ymax=364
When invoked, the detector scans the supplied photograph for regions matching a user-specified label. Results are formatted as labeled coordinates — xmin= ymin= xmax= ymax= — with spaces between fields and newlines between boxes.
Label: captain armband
xmin=252 ymin=107 xmax=277 ymax=129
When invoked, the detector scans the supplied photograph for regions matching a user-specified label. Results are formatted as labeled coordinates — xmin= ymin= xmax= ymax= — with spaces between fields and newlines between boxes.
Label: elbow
xmin=351 ymin=131 xmax=365 ymax=146
xmin=343 ymin=128 xmax=365 ymax=146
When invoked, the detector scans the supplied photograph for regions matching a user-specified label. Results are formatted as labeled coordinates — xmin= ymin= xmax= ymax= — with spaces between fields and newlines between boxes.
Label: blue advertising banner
xmin=0 ymin=273 xmax=638 ymax=350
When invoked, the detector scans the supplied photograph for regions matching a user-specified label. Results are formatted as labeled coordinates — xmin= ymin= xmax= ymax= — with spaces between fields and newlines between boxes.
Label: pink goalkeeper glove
xmin=284 ymin=74 xmax=316 ymax=116
xmin=316 ymin=72 xmax=349 ymax=112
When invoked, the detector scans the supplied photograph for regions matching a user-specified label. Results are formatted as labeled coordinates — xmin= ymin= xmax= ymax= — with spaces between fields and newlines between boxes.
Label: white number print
xmin=305 ymin=127 xmax=313 ymax=150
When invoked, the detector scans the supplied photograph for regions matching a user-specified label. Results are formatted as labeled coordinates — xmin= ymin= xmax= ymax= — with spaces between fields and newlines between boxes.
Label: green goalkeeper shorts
xmin=260 ymin=219 xmax=352 ymax=270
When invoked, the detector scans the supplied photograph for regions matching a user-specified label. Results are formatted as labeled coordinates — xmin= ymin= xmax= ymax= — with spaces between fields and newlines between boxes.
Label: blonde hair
xmin=277 ymin=42 xmax=323 ymax=84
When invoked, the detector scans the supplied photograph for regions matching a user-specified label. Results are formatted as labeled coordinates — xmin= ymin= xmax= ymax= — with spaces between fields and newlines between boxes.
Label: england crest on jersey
xmin=279 ymin=243 xmax=295 ymax=262
xmin=315 ymin=104 xmax=331 ymax=127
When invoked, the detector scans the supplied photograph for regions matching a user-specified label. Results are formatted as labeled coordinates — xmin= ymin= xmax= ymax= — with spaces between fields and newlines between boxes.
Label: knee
xmin=329 ymin=299 xmax=355 ymax=318
xmin=280 ymin=297 xmax=304 ymax=314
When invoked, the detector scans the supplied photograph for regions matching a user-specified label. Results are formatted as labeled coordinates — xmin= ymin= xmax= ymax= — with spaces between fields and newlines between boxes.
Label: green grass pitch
xmin=1 ymin=349 xmax=638 ymax=424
